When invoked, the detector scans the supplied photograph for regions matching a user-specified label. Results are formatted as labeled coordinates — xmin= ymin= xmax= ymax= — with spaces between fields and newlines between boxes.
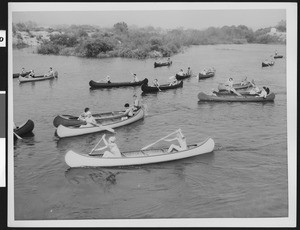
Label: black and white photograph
xmin=6 ymin=2 xmax=297 ymax=228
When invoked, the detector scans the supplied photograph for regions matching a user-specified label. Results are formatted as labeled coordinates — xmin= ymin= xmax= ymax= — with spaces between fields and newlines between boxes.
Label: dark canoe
xmin=262 ymin=61 xmax=275 ymax=67
xmin=218 ymin=81 xmax=252 ymax=91
xmin=89 ymin=78 xmax=147 ymax=89
xmin=274 ymin=55 xmax=283 ymax=59
xmin=13 ymin=71 xmax=31 ymax=78
xmin=14 ymin=119 xmax=34 ymax=136
xmin=198 ymin=71 xmax=215 ymax=79
xmin=154 ymin=61 xmax=172 ymax=68
xmin=175 ymin=73 xmax=191 ymax=80
xmin=141 ymin=81 xmax=183 ymax=93
xmin=53 ymin=110 xmax=126 ymax=127
xmin=198 ymin=92 xmax=275 ymax=102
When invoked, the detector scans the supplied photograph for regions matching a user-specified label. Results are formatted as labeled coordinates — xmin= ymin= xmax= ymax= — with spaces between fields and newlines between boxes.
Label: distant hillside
xmin=12 ymin=20 xmax=286 ymax=59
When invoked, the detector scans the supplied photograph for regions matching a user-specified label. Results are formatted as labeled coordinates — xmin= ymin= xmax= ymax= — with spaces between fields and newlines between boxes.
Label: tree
xmin=113 ymin=22 xmax=128 ymax=34
xmin=276 ymin=20 xmax=286 ymax=32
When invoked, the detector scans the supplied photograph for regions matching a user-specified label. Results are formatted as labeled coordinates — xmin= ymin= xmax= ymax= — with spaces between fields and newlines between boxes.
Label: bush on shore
xmin=13 ymin=21 xmax=286 ymax=59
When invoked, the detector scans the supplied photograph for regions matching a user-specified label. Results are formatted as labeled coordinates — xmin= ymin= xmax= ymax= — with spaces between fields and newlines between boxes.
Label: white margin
xmin=7 ymin=2 xmax=297 ymax=228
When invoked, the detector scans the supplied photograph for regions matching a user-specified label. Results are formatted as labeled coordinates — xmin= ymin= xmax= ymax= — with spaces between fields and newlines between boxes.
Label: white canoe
xmin=65 ymin=137 xmax=215 ymax=167
xmin=19 ymin=75 xmax=55 ymax=83
xmin=19 ymin=71 xmax=58 ymax=83
xmin=56 ymin=108 xmax=145 ymax=138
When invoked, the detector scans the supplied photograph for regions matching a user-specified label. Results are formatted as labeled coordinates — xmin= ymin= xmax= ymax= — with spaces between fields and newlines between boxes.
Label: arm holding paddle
xmin=141 ymin=129 xmax=180 ymax=150
xmin=89 ymin=135 xmax=107 ymax=155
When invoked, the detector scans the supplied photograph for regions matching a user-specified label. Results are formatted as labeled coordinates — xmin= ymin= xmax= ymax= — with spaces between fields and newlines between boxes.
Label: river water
xmin=12 ymin=44 xmax=288 ymax=221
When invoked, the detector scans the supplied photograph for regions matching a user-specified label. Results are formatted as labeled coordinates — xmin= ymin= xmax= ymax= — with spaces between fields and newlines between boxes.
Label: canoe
xmin=198 ymin=71 xmax=215 ymax=79
xmin=262 ymin=61 xmax=275 ymax=67
xmin=218 ymin=81 xmax=252 ymax=91
xmin=18 ymin=71 xmax=58 ymax=83
xmin=212 ymin=90 xmax=259 ymax=96
xmin=154 ymin=61 xmax=172 ymax=68
xmin=14 ymin=119 xmax=34 ymax=136
xmin=56 ymin=108 xmax=145 ymax=138
xmin=175 ymin=73 xmax=192 ymax=80
xmin=53 ymin=110 xmax=127 ymax=127
xmin=89 ymin=78 xmax=148 ymax=89
xmin=274 ymin=55 xmax=283 ymax=59
xmin=13 ymin=71 xmax=31 ymax=78
xmin=198 ymin=92 xmax=275 ymax=102
xmin=65 ymin=137 xmax=215 ymax=167
xmin=141 ymin=80 xmax=183 ymax=93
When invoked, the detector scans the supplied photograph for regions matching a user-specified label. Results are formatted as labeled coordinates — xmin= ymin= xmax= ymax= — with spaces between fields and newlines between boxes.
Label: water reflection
xmin=65 ymin=167 xmax=120 ymax=187
xmin=14 ymin=133 xmax=35 ymax=148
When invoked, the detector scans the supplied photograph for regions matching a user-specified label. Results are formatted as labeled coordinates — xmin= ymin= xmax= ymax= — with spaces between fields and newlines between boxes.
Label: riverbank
xmin=13 ymin=22 xmax=286 ymax=59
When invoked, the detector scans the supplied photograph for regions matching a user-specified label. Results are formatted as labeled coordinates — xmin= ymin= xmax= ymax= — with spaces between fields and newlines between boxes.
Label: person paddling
xmin=79 ymin=108 xmax=97 ymax=126
xmin=225 ymin=78 xmax=242 ymax=96
xmin=123 ymin=103 xmax=134 ymax=117
xmin=89 ymin=134 xmax=122 ymax=158
xmin=131 ymin=73 xmax=139 ymax=82
xmin=153 ymin=79 xmax=161 ymax=91
xmin=132 ymin=94 xmax=141 ymax=111
xmin=165 ymin=131 xmax=188 ymax=153
xmin=28 ymin=70 xmax=35 ymax=78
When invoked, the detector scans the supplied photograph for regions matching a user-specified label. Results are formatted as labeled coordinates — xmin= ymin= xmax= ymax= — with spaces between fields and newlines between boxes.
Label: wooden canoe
xmin=89 ymin=78 xmax=147 ymax=89
xmin=198 ymin=92 xmax=275 ymax=102
xmin=154 ymin=61 xmax=172 ymax=68
xmin=218 ymin=81 xmax=252 ymax=91
xmin=18 ymin=71 xmax=58 ymax=83
xmin=56 ymin=108 xmax=145 ymax=138
xmin=262 ymin=61 xmax=275 ymax=67
xmin=198 ymin=71 xmax=215 ymax=79
xmin=65 ymin=137 xmax=215 ymax=167
xmin=175 ymin=73 xmax=192 ymax=80
xmin=141 ymin=81 xmax=183 ymax=93
xmin=14 ymin=119 xmax=34 ymax=136
xmin=53 ymin=110 xmax=127 ymax=127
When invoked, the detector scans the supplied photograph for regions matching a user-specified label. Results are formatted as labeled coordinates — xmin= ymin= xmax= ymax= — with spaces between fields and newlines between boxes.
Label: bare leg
xmin=168 ymin=144 xmax=181 ymax=153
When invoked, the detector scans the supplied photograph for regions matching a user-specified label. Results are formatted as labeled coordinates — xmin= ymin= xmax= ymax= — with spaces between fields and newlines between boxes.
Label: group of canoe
xmin=262 ymin=51 xmax=283 ymax=67
xmin=14 ymin=53 xmax=279 ymax=167
xmin=89 ymin=66 xmax=216 ymax=93
xmin=198 ymin=78 xmax=275 ymax=102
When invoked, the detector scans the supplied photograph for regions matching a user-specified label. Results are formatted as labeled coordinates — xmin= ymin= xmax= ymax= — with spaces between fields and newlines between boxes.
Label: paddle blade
xmin=104 ymin=127 xmax=115 ymax=133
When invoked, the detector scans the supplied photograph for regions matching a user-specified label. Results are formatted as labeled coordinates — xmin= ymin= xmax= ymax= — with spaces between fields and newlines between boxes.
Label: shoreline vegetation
xmin=13 ymin=20 xmax=286 ymax=59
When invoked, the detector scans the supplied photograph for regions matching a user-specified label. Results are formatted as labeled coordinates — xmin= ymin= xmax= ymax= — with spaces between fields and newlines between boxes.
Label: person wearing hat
xmin=91 ymin=134 xmax=122 ymax=158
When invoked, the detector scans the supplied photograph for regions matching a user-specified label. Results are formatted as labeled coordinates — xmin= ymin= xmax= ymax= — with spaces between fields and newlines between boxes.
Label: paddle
xmin=14 ymin=132 xmax=22 ymax=140
xmin=91 ymin=122 xmax=115 ymax=133
xmin=141 ymin=129 xmax=180 ymax=150
xmin=89 ymin=136 xmax=104 ymax=155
